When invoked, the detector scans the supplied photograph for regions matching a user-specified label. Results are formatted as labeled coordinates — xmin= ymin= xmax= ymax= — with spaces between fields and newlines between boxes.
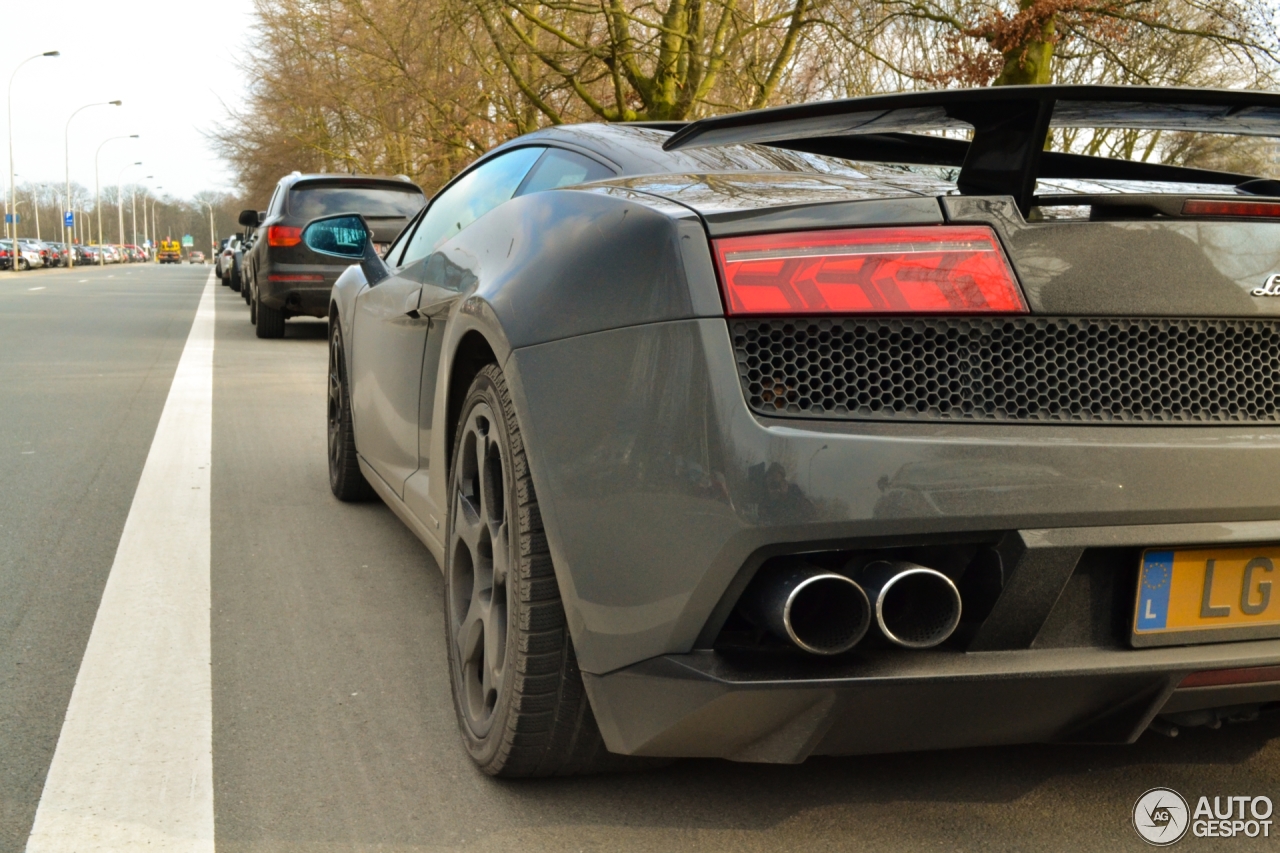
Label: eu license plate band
xmin=1132 ymin=546 xmax=1280 ymax=648
xmin=1136 ymin=551 xmax=1174 ymax=632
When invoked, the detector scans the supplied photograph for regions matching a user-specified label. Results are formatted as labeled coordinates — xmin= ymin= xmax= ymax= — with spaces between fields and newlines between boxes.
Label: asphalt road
xmin=4 ymin=262 xmax=1280 ymax=852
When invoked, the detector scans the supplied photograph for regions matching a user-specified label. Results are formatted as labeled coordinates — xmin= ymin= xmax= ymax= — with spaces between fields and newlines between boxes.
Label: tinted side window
xmin=399 ymin=147 xmax=543 ymax=268
xmin=516 ymin=149 xmax=614 ymax=196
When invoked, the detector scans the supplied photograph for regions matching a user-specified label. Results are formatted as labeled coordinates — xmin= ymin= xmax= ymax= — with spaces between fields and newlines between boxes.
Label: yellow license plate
xmin=1133 ymin=546 xmax=1280 ymax=647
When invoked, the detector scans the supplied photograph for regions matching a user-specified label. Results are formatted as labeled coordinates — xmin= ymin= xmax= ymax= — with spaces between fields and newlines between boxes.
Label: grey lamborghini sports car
xmin=312 ymin=85 xmax=1280 ymax=776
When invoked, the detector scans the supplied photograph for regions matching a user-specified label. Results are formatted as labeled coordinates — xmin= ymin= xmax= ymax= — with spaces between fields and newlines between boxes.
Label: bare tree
xmin=216 ymin=0 xmax=1280 ymax=202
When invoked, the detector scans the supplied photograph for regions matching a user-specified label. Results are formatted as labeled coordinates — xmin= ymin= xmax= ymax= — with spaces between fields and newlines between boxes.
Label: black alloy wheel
xmin=327 ymin=321 xmax=376 ymax=501
xmin=449 ymin=393 xmax=513 ymax=744
xmin=445 ymin=364 xmax=644 ymax=776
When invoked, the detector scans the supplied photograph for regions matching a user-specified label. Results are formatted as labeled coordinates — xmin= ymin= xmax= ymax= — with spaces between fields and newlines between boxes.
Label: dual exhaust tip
xmin=740 ymin=560 xmax=962 ymax=655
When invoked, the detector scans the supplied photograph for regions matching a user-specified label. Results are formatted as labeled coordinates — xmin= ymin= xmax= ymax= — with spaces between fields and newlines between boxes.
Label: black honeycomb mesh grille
xmin=731 ymin=317 xmax=1280 ymax=424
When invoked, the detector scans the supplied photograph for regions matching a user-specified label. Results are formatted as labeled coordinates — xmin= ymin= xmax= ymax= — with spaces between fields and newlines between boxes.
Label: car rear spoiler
xmin=663 ymin=85 xmax=1280 ymax=213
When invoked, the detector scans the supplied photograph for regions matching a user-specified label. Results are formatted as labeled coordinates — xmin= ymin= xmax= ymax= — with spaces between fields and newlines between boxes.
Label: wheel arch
xmin=444 ymin=328 xmax=500 ymax=478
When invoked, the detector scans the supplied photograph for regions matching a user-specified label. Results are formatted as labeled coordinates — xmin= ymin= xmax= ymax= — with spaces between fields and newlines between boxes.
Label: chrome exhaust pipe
xmin=862 ymin=561 xmax=962 ymax=649
xmin=740 ymin=561 xmax=870 ymax=655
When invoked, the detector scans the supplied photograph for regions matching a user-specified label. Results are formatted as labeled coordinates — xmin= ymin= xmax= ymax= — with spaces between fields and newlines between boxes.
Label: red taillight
xmin=1182 ymin=199 xmax=1280 ymax=218
xmin=712 ymin=226 xmax=1026 ymax=316
xmin=1179 ymin=665 xmax=1280 ymax=688
xmin=267 ymin=225 xmax=302 ymax=247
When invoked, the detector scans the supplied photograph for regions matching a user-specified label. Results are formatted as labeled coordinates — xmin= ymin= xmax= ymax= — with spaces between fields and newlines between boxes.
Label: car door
xmin=352 ymin=146 xmax=544 ymax=500
xmin=400 ymin=147 xmax=617 ymax=534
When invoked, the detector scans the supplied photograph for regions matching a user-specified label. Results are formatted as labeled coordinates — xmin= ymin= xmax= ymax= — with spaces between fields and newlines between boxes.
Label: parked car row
xmin=0 ymin=238 xmax=68 ymax=269
xmin=0 ymin=238 xmax=152 ymax=269
xmin=91 ymin=243 xmax=150 ymax=263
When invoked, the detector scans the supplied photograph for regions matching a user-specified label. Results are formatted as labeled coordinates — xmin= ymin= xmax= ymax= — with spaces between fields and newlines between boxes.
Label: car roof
xmin=468 ymin=122 xmax=891 ymax=184
xmin=275 ymin=172 xmax=424 ymax=193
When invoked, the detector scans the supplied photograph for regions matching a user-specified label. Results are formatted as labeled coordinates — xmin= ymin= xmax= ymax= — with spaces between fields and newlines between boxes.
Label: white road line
xmin=28 ymin=286 xmax=44 ymax=291
xmin=26 ymin=274 xmax=216 ymax=853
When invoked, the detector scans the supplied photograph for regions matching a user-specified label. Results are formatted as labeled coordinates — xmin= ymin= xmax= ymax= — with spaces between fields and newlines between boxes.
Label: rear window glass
xmin=287 ymin=184 xmax=425 ymax=220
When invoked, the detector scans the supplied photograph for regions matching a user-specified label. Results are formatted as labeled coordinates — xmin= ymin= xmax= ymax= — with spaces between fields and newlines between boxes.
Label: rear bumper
xmin=504 ymin=316 xmax=1280 ymax=758
xmin=257 ymin=262 xmax=342 ymax=317
xmin=585 ymin=641 xmax=1280 ymax=761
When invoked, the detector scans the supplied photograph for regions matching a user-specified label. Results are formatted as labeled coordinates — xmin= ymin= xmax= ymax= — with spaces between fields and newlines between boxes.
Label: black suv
xmin=241 ymin=172 xmax=425 ymax=338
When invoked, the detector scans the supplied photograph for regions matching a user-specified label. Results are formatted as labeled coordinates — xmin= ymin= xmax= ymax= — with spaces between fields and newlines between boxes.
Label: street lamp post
xmin=7 ymin=51 xmax=58 ymax=258
xmin=95 ymin=134 xmax=138 ymax=265
xmin=11 ymin=200 xmax=25 ymax=261
xmin=64 ymin=99 xmax=121 ymax=267
xmin=116 ymin=161 xmax=141 ymax=249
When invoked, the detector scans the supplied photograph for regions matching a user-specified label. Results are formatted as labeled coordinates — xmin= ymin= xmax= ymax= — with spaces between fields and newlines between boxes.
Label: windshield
xmin=287 ymin=184 xmax=424 ymax=220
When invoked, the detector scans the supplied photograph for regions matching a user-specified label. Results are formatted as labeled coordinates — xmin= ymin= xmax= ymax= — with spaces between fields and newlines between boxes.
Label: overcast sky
xmin=0 ymin=0 xmax=256 ymax=203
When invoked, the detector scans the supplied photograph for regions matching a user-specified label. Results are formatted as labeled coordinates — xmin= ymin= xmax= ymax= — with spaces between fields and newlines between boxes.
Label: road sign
xmin=64 ymin=211 xmax=74 ymax=227
xmin=4 ymin=214 xmax=18 ymax=224
xmin=181 ymin=234 xmax=194 ymax=248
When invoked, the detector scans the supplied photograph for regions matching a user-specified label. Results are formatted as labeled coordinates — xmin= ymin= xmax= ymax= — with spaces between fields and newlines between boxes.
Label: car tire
xmin=249 ymin=283 xmax=257 ymax=325
xmin=17 ymin=258 xmax=28 ymax=271
xmin=444 ymin=364 xmax=643 ymax=777
xmin=327 ymin=320 xmax=377 ymax=502
xmin=256 ymin=296 xmax=285 ymax=338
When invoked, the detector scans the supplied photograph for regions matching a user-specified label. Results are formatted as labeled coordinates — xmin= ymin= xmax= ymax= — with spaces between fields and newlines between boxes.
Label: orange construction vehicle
xmin=158 ymin=238 xmax=182 ymax=264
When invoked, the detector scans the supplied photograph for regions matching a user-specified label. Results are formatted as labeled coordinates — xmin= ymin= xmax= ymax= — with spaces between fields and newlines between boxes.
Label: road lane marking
xmin=28 ymin=286 xmax=44 ymax=291
xmin=26 ymin=273 xmax=216 ymax=853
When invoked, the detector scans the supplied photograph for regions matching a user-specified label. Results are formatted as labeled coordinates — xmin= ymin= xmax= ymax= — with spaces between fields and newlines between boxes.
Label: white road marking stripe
xmin=26 ymin=274 xmax=216 ymax=853
xmin=28 ymin=286 xmax=45 ymax=291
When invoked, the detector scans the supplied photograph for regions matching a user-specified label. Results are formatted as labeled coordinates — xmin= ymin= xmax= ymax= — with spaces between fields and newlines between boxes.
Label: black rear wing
xmin=663 ymin=86 xmax=1280 ymax=212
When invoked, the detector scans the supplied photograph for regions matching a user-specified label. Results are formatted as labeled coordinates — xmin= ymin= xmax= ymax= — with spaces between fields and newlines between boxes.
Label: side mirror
xmin=237 ymin=209 xmax=260 ymax=227
xmin=301 ymin=213 xmax=389 ymax=284
xmin=302 ymin=214 xmax=368 ymax=258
